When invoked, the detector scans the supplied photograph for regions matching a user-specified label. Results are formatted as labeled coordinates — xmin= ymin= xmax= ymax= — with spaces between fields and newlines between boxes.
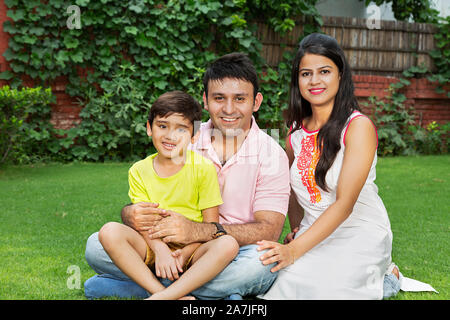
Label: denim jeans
xmin=84 ymin=232 xmax=277 ymax=300
xmin=84 ymin=232 xmax=400 ymax=300
xmin=383 ymin=273 xmax=401 ymax=299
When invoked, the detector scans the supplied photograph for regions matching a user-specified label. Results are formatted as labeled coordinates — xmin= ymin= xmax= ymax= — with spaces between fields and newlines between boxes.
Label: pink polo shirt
xmin=189 ymin=118 xmax=290 ymax=225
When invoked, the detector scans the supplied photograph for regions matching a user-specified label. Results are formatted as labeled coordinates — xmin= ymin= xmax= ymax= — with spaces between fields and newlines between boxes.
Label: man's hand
xmin=121 ymin=202 xmax=167 ymax=232
xmin=148 ymin=210 xmax=202 ymax=245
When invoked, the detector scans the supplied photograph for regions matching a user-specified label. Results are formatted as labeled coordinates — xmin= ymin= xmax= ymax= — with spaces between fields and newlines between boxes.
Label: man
xmin=84 ymin=53 xmax=290 ymax=299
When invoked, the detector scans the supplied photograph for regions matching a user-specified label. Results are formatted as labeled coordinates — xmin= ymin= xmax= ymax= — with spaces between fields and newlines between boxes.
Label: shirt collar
xmin=196 ymin=116 xmax=260 ymax=157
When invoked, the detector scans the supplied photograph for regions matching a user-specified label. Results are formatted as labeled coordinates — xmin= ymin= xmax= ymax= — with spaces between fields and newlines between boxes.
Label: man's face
xmin=203 ymin=77 xmax=263 ymax=139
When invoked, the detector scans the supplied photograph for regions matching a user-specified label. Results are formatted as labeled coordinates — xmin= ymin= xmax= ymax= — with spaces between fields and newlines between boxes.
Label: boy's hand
xmin=152 ymin=241 xmax=183 ymax=281
xmin=122 ymin=202 xmax=167 ymax=232
xmin=171 ymin=247 xmax=190 ymax=271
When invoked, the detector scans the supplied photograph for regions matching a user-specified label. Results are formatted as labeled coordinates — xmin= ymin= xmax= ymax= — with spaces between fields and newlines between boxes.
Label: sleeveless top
xmin=262 ymin=111 xmax=393 ymax=300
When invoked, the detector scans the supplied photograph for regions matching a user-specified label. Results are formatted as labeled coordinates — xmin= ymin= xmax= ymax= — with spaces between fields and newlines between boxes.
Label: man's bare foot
xmin=178 ymin=296 xmax=196 ymax=300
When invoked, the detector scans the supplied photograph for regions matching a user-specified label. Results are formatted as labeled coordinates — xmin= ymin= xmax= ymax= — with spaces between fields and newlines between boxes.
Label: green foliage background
xmin=1 ymin=0 xmax=321 ymax=162
xmin=0 ymin=0 xmax=448 ymax=163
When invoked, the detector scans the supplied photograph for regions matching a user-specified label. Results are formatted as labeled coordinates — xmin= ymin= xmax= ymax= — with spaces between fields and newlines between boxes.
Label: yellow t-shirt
xmin=128 ymin=150 xmax=223 ymax=222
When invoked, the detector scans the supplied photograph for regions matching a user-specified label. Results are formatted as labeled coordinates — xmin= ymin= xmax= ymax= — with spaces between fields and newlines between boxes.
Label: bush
xmin=366 ymin=81 xmax=449 ymax=156
xmin=0 ymin=85 xmax=54 ymax=164
xmin=67 ymin=62 xmax=154 ymax=161
xmin=1 ymin=0 xmax=322 ymax=162
xmin=367 ymin=81 xmax=416 ymax=156
xmin=410 ymin=121 xmax=449 ymax=154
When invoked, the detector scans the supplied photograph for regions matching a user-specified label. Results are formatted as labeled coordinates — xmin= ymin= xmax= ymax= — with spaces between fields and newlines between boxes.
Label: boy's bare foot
xmin=145 ymin=293 xmax=196 ymax=300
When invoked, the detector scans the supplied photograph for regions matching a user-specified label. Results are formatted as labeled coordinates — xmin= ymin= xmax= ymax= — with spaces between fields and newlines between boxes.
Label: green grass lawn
xmin=0 ymin=155 xmax=448 ymax=300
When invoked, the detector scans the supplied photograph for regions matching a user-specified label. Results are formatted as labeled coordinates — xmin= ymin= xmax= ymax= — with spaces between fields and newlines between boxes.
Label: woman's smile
xmin=308 ymin=88 xmax=326 ymax=95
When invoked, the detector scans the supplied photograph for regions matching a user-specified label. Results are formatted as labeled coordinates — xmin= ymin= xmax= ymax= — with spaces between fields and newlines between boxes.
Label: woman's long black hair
xmin=285 ymin=33 xmax=360 ymax=192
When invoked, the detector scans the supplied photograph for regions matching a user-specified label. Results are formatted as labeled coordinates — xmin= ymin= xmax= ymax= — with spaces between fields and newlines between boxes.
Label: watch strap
xmin=210 ymin=222 xmax=227 ymax=239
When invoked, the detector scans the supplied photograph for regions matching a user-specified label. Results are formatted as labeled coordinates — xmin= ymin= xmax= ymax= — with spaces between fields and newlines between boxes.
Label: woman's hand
xmin=283 ymin=227 xmax=299 ymax=244
xmin=257 ymin=240 xmax=296 ymax=273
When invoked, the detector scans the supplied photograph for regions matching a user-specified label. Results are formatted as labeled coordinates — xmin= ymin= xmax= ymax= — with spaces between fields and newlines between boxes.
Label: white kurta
xmin=262 ymin=111 xmax=393 ymax=300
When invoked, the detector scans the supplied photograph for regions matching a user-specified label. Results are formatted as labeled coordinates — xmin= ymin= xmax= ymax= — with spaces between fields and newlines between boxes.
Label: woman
xmin=258 ymin=33 xmax=401 ymax=299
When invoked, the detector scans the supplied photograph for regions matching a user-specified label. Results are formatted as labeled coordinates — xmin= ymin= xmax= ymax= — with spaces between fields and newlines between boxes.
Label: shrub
xmin=0 ymin=85 xmax=54 ymax=164
xmin=1 ymin=0 xmax=322 ymax=162
xmin=367 ymin=81 xmax=417 ymax=156
xmin=410 ymin=121 xmax=449 ymax=154
xmin=67 ymin=62 xmax=154 ymax=161
xmin=366 ymin=81 xmax=449 ymax=156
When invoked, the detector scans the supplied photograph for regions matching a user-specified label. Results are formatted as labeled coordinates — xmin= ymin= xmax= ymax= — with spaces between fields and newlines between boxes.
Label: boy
xmin=98 ymin=91 xmax=239 ymax=300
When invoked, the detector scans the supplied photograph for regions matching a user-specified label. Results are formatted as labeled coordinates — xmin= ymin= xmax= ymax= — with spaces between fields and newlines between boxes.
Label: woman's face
xmin=298 ymin=53 xmax=340 ymax=110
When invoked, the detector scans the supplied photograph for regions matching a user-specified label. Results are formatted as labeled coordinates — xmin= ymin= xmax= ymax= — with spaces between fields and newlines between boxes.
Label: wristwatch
xmin=210 ymin=222 xmax=227 ymax=239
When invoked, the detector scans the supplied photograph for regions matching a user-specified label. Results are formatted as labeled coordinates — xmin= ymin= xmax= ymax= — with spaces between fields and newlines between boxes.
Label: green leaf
xmin=136 ymin=33 xmax=152 ymax=48
xmin=129 ymin=5 xmax=143 ymax=14
xmin=0 ymin=70 xmax=14 ymax=80
xmin=7 ymin=9 xmax=25 ymax=21
xmin=4 ymin=0 xmax=19 ymax=8
xmin=70 ymin=51 xmax=84 ymax=63
xmin=75 ymin=0 xmax=90 ymax=7
xmin=125 ymin=26 xmax=138 ymax=35
xmin=155 ymin=80 xmax=168 ymax=90
xmin=3 ymin=48 xmax=16 ymax=61
xmin=55 ymin=50 xmax=70 ymax=66
xmin=239 ymin=37 xmax=252 ymax=48
xmin=64 ymin=36 xmax=79 ymax=49
xmin=3 ymin=20 xmax=18 ymax=34
xmin=29 ymin=26 xmax=45 ymax=36
xmin=22 ymin=34 xmax=37 ymax=45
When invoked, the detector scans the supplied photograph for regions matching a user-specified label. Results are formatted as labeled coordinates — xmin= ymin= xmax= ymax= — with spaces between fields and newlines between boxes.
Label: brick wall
xmin=0 ymin=2 xmax=448 ymax=129
xmin=354 ymin=75 xmax=450 ymax=126
xmin=0 ymin=1 xmax=81 ymax=130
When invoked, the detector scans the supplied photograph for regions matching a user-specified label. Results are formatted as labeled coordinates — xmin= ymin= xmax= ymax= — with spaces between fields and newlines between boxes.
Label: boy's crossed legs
xmin=98 ymin=222 xmax=239 ymax=300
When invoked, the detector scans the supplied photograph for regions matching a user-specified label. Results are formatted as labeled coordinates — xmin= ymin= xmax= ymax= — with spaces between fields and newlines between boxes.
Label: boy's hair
xmin=203 ymin=52 xmax=259 ymax=99
xmin=148 ymin=91 xmax=202 ymax=135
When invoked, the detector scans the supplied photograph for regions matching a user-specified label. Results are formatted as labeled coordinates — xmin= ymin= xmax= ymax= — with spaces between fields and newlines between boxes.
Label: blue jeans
xmin=84 ymin=232 xmax=400 ymax=300
xmin=84 ymin=232 xmax=277 ymax=300
xmin=383 ymin=273 xmax=401 ymax=299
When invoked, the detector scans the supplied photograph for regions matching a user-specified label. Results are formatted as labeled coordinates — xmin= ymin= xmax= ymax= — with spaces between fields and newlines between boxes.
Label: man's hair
xmin=148 ymin=91 xmax=202 ymax=135
xmin=203 ymin=52 xmax=259 ymax=99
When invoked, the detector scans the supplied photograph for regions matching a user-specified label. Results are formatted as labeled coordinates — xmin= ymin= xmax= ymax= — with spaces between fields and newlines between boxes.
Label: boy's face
xmin=203 ymin=77 xmax=263 ymax=139
xmin=147 ymin=113 xmax=198 ymax=161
